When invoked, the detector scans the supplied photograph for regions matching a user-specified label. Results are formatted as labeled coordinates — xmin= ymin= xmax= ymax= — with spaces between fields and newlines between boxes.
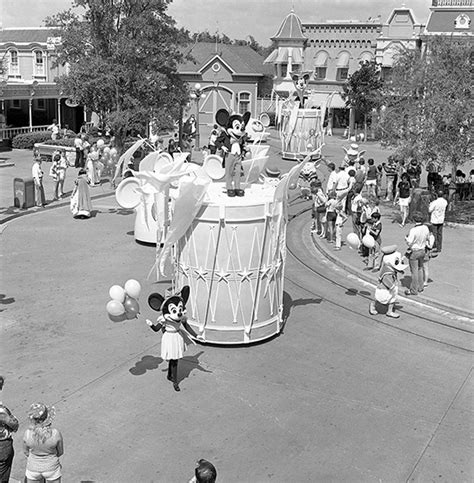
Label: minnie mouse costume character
xmin=215 ymin=109 xmax=250 ymax=197
xmin=146 ymin=286 xmax=197 ymax=391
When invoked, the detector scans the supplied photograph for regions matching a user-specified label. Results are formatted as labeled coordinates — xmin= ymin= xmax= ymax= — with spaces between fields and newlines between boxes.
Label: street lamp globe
xmin=194 ymin=83 xmax=201 ymax=91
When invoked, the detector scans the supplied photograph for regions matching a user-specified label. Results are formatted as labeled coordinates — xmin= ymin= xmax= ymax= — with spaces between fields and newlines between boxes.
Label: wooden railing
xmin=0 ymin=125 xmax=50 ymax=139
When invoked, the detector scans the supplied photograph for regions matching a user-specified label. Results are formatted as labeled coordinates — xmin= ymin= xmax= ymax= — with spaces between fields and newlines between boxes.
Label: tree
xmin=378 ymin=37 xmax=473 ymax=172
xmin=46 ymin=0 xmax=191 ymax=150
xmin=342 ymin=60 xmax=384 ymax=136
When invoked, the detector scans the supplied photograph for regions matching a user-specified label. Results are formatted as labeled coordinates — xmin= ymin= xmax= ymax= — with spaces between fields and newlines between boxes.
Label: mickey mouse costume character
xmin=146 ymin=286 xmax=197 ymax=391
xmin=215 ymin=109 xmax=250 ymax=197
xmin=369 ymin=245 xmax=408 ymax=318
xmin=290 ymin=71 xmax=311 ymax=108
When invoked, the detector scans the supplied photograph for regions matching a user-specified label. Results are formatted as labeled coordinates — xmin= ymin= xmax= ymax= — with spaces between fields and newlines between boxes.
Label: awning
xmin=313 ymin=51 xmax=329 ymax=67
xmin=306 ymin=92 xmax=347 ymax=109
xmin=264 ymin=50 xmax=278 ymax=64
xmin=290 ymin=47 xmax=304 ymax=64
xmin=336 ymin=52 xmax=350 ymax=67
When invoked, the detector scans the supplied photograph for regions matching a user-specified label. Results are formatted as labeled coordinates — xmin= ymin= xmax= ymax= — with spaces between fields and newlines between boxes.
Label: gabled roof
xmin=0 ymin=28 xmax=54 ymax=44
xmin=271 ymin=10 xmax=306 ymax=41
xmin=179 ymin=42 xmax=272 ymax=76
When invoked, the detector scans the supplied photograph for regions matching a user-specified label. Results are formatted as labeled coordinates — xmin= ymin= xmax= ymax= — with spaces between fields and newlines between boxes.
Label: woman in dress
xmin=71 ymin=168 xmax=92 ymax=218
xmin=23 ymin=403 xmax=64 ymax=483
xmin=55 ymin=150 xmax=69 ymax=199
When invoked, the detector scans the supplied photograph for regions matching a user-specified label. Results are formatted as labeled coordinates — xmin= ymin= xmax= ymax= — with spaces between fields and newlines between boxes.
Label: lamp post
xmin=190 ymin=83 xmax=203 ymax=152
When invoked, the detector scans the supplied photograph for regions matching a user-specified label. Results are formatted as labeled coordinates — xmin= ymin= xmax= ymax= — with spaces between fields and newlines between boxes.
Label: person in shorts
xmin=23 ymin=403 xmax=64 ymax=482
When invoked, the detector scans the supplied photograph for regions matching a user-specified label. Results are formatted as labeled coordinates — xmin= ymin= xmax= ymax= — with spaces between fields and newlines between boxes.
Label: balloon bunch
xmin=106 ymin=279 xmax=141 ymax=321
xmin=346 ymin=233 xmax=376 ymax=250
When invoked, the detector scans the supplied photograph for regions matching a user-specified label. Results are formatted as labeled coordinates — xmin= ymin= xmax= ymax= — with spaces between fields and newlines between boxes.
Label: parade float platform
xmin=174 ymin=181 xmax=286 ymax=345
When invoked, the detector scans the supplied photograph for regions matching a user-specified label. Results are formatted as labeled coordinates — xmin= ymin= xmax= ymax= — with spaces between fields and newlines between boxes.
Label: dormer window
xmin=8 ymin=50 xmax=20 ymax=77
xmin=33 ymin=50 xmax=45 ymax=77
xmin=454 ymin=14 xmax=471 ymax=30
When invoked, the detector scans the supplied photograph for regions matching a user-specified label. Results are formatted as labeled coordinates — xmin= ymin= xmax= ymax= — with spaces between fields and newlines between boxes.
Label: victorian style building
xmin=264 ymin=1 xmax=472 ymax=131
xmin=0 ymin=28 xmax=85 ymax=137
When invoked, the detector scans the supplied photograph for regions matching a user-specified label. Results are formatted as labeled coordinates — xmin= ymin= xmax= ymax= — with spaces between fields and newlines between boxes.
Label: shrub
xmin=12 ymin=131 xmax=52 ymax=149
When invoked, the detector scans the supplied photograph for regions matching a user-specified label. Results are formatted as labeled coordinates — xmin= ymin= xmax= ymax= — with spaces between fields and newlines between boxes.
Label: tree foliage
xmin=378 ymin=37 xmax=473 ymax=170
xmin=46 ymin=0 xmax=191 ymax=148
xmin=342 ymin=60 xmax=384 ymax=124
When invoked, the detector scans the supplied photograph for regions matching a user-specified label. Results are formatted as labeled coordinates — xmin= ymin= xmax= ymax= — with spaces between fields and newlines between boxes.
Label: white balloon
xmin=97 ymin=139 xmax=105 ymax=148
xmin=109 ymin=285 xmax=125 ymax=303
xmin=346 ymin=232 xmax=360 ymax=250
xmin=362 ymin=234 xmax=375 ymax=249
xmin=106 ymin=300 xmax=125 ymax=317
xmin=124 ymin=279 xmax=141 ymax=299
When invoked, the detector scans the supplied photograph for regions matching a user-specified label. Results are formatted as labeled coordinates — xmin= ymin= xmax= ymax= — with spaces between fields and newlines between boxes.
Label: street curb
xmin=0 ymin=189 xmax=115 ymax=225
xmin=445 ymin=221 xmax=474 ymax=230
xmin=310 ymin=230 xmax=474 ymax=321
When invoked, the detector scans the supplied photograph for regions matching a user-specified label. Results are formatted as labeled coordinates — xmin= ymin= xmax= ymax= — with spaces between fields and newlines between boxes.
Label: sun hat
xmin=347 ymin=143 xmax=359 ymax=156
xmin=28 ymin=403 xmax=55 ymax=427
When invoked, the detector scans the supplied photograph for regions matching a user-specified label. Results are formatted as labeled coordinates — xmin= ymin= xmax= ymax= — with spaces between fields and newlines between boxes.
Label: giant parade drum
xmin=279 ymin=107 xmax=322 ymax=160
xmin=174 ymin=182 xmax=286 ymax=345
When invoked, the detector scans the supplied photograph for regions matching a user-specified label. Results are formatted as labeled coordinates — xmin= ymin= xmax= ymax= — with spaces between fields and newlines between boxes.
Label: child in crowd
xmin=334 ymin=200 xmax=348 ymax=250
xmin=310 ymin=181 xmax=327 ymax=235
xmin=350 ymin=186 xmax=365 ymax=240
xmin=325 ymin=191 xmax=338 ymax=243
xmin=366 ymin=212 xmax=382 ymax=270
xmin=365 ymin=158 xmax=377 ymax=198
xmin=423 ymin=224 xmax=436 ymax=288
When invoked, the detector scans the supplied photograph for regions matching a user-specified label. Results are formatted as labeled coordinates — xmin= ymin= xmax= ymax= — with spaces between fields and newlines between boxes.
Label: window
xmin=238 ymin=92 xmax=250 ymax=114
xmin=33 ymin=50 xmax=45 ymax=77
xmin=34 ymin=99 xmax=46 ymax=110
xmin=280 ymin=63 xmax=288 ymax=78
xmin=313 ymin=51 xmax=328 ymax=80
xmin=8 ymin=50 xmax=20 ymax=77
xmin=314 ymin=67 xmax=327 ymax=80
xmin=337 ymin=68 xmax=349 ymax=81
xmin=11 ymin=99 xmax=21 ymax=109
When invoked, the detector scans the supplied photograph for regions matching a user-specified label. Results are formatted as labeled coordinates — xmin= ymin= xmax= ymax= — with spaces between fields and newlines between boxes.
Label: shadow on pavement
xmin=281 ymin=291 xmax=323 ymax=332
xmin=129 ymin=355 xmax=163 ymax=375
xmin=178 ymin=350 xmax=213 ymax=384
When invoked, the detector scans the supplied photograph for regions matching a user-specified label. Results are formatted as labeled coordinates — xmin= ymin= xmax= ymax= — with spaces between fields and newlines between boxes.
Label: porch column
xmin=57 ymin=98 xmax=62 ymax=127
xmin=83 ymin=105 xmax=87 ymax=125
xmin=29 ymin=99 xmax=33 ymax=131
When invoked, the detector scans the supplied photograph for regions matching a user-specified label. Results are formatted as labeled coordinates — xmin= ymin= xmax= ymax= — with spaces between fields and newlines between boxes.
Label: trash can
xmin=14 ymin=177 xmax=35 ymax=209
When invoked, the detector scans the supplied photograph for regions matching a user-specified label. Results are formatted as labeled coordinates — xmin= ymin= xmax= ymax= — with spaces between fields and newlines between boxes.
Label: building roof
xmin=179 ymin=42 xmax=271 ymax=76
xmin=425 ymin=9 xmax=474 ymax=33
xmin=0 ymin=28 xmax=54 ymax=44
xmin=272 ymin=10 xmax=306 ymax=41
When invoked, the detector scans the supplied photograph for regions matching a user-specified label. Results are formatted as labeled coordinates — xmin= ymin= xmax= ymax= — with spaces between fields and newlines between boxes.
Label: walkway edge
xmin=311 ymin=231 xmax=474 ymax=322
xmin=0 ymin=190 xmax=115 ymax=225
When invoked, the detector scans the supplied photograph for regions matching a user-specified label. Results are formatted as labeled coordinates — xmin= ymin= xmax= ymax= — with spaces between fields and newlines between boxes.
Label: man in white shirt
xmin=429 ymin=190 xmax=448 ymax=253
xmin=325 ymin=162 xmax=338 ymax=194
xmin=335 ymin=164 xmax=351 ymax=212
xmin=31 ymin=155 xmax=46 ymax=207
xmin=405 ymin=212 xmax=430 ymax=295
xmin=48 ymin=119 xmax=60 ymax=141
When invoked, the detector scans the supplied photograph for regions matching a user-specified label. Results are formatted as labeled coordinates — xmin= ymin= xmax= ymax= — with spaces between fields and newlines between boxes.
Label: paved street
xmin=1 ymin=136 xmax=473 ymax=482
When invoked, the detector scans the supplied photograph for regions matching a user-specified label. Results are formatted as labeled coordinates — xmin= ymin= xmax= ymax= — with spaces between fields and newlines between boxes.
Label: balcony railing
xmin=432 ymin=0 xmax=473 ymax=6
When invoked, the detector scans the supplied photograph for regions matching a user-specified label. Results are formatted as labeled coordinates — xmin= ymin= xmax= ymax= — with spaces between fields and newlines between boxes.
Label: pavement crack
xmin=405 ymin=365 xmax=473 ymax=482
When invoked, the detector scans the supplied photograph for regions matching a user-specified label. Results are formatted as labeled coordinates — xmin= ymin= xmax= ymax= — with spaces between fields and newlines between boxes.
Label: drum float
xmin=174 ymin=182 xmax=285 ymax=345
xmin=280 ymin=107 xmax=322 ymax=160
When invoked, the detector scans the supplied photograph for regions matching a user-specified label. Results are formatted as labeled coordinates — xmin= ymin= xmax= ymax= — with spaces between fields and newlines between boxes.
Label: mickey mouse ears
xmin=148 ymin=293 xmax=165 ymax=312
xmin=215 ymin=109 xmax=229 ymax=127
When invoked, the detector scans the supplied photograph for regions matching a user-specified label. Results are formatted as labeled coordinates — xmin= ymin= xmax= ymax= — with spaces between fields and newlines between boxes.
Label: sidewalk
xmin=0 ymin=149 xmax=115 ymax=224
xmin=311 ymin=200 xmax=474 ymax=319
